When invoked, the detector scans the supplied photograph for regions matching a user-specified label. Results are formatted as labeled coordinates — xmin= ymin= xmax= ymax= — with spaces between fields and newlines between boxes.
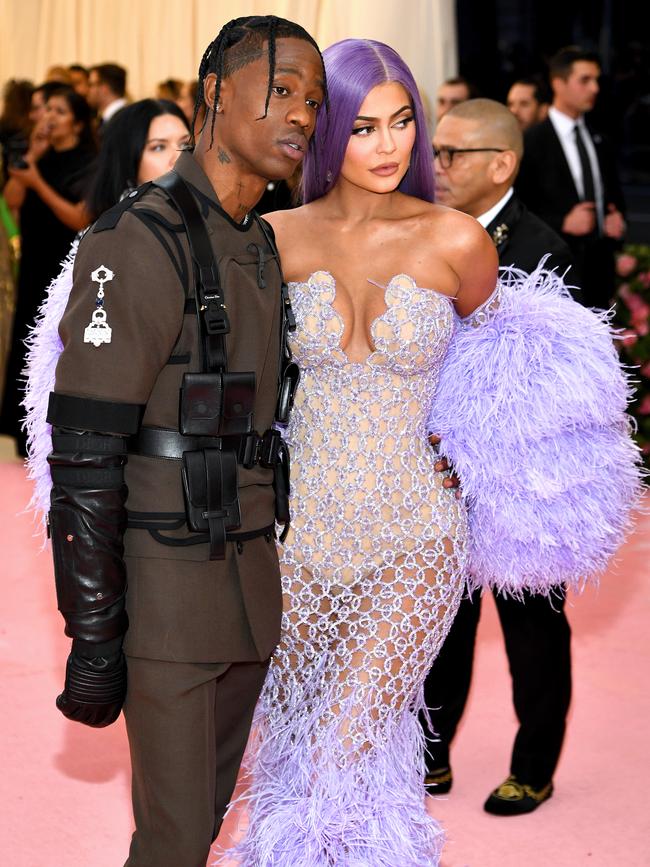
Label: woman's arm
xmin=8 ymin=156 xmax=90 ymax=232
xmin=2 ymin=176 xmax=26 ymax=216
xmin=442 ymin=213 xmax=499 ymax=318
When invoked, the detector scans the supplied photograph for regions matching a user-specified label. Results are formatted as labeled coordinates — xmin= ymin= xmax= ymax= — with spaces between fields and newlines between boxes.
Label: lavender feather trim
xmin=428 ymin=261 xmax=643 ymax=595
xmin=215 ymin=670 xmax=443 ymax=867
xmin=21 ymin=240 xmax=77 ymax=535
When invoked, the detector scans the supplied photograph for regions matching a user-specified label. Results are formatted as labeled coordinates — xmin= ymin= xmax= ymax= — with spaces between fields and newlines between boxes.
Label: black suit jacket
xmin=515 ymin=116 xmax=624 ymax=235
xmin=515 ymin=117 xmax=624 ymax=307
xmin=486 ymin=193 xmax=581 ymax=303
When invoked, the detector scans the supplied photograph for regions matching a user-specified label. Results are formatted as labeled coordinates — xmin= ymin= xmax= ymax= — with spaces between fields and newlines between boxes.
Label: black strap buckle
xmin=281 ymin=282 xmax=297 ymax=331
xmin=241 ymin=433 xmax=262 ymax=469
xmin=277 ymin=362 xmax=300 ymax=424
xmin=259 ymin=429 xmax=282 ymax=468
xmin=203 ymin=299 xmax=230 ymax=335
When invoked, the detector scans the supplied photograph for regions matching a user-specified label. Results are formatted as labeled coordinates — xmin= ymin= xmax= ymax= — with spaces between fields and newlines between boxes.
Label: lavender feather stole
xmin=22 ymin=240 xmax=78 ymax=534
xmin=428 ymin=262 xmax=643 ymax=596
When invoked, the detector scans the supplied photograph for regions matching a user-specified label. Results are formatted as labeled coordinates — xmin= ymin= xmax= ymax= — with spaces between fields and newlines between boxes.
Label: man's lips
xmin=278 ymin=135 xmax=307 ymax=161
xmin=370 ymin=162 xmax=399 ymax=176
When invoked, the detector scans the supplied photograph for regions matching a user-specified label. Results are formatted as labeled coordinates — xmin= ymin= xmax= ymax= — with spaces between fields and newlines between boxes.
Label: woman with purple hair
xmin=224 ymin=38 xmax=640 ymax=866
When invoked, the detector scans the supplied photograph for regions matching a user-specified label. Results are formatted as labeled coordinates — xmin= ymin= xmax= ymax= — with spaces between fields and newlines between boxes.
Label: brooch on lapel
xmin=491 ymin=223 xmax=509 ymax=247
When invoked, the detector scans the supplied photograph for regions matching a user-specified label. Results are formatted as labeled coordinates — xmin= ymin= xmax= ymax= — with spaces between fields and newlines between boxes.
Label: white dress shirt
xmin=476 ymin=188 xmax=514 ymax=229
xmin=548 ymin=105 xmax=604 ymax=229
xmin=101 ymin=98 xmax=127 ymax=124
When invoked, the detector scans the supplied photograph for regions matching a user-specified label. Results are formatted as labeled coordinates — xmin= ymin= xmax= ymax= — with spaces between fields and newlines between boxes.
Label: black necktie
xmin=574 ymin=124 xmax=595 ymax=202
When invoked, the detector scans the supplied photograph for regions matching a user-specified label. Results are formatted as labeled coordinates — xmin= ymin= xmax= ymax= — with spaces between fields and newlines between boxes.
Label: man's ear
xmin=204 ymin=73 xmax=232 ymax=115
xmin=491 ymin=150 xmax=518 ymax=185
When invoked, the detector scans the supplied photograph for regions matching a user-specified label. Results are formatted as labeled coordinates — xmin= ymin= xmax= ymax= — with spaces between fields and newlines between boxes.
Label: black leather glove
xmin=47 ymin=426 xmax=130 ymax=727
xmin=56 ymin=639 xmax=127 ymax=728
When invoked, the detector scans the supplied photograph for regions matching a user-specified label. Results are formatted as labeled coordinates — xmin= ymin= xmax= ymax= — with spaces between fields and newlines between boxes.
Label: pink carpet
xmin=1 ymin=447 xmax=648 ymax=866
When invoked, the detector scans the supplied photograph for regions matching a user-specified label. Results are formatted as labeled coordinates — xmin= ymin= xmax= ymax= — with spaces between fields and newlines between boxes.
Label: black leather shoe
xmin=484 ymin=775 xmax=553 ymax=815
xmin=424 ymin=766 xmax=453 ymax=795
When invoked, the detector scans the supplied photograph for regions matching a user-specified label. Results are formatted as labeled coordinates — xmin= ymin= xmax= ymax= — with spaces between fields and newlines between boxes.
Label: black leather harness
xmin=106 ymin=171 xmax=297 ymax=559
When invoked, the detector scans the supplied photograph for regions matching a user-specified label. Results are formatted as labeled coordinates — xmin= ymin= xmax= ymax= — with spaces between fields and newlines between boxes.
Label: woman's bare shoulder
xmin=262 ymin=202 xmax=317 ymax=237
xmin=262 ymin=204 xmax=324 ymax=276
xmin=411 ymin=203 xmax=498 ymax=314
xmin=414 ymin=201 xmax=484 ymax=238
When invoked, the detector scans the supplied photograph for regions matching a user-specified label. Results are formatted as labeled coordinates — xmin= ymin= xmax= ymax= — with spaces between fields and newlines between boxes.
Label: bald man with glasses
xmin=424 ymin=98 xmax=577 ymax=817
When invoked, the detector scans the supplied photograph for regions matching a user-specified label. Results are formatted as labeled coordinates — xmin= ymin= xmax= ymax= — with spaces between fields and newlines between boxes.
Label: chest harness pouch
xmin=125 ymin=171 xmax=298 ymax=559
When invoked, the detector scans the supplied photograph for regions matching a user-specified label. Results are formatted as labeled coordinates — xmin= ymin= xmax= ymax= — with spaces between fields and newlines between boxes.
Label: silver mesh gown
xmin=226 ymin=271 xmax=470 ymax=866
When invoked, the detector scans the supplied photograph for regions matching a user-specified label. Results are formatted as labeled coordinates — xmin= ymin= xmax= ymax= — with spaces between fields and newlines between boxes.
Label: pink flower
xmin=620 ymin=329 xmax=638 ymax=347
xmin=619 ymin=284 xmax=650 ymax=323
xmin=638 ymin=272 xmax=650 ymax=289
xmin=640 ymin=362 xmax=650 ymax=378
xmin=638 ymin=394 xmax=650 ymax=415
xmin=617 ymin=254 xmax=638 ymax=277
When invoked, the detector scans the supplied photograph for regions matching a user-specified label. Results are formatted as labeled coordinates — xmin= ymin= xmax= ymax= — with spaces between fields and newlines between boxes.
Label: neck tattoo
xmin=217 ymin=147 xmax=231 ymax=165
xmin=237 ymin=202 xmax=251 ymax=226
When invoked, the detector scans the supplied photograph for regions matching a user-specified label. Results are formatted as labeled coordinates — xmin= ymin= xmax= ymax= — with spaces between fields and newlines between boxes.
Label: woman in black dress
xmin=0 ymin=86 xmax=96 ymax=455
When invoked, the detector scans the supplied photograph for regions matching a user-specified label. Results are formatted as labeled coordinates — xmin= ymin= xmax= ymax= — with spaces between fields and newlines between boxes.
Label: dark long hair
xmin=86 ymin=99 xmax=189 ymax=219
xmin=47 ymin=85 xmax=95 ymax=153
xmin=0 ymin=79 xmax=33 ymax=135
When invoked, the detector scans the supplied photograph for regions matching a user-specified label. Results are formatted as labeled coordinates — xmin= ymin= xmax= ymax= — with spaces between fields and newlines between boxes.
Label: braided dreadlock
xmin=191 ymin=15 xmax=327 ymax=149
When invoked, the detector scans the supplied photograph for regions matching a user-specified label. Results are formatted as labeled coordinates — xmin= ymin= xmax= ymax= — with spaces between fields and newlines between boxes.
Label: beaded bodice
xmin=282 ymin=270 xmax=466 ymax=588
xmin=288 ymin=270 xmax=455 ymax=372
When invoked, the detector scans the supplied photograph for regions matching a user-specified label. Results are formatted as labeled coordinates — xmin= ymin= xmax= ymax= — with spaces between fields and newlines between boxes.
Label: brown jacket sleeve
xmin=54 ymin=212 xmax=186 ymax=409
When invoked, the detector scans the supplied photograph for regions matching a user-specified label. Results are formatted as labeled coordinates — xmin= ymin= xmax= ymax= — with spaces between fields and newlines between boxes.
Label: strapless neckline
xmin=288 ymin=271 xmax=455 ymax=365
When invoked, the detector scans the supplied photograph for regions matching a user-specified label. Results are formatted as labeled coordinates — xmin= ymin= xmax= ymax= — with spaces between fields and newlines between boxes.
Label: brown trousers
xmin=123 ymin=655 xmax=269 ymax=867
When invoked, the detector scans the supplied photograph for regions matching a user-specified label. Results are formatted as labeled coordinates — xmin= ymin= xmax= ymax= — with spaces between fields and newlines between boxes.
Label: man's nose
xmin=287 ymin=99 xmax=311 ymax=130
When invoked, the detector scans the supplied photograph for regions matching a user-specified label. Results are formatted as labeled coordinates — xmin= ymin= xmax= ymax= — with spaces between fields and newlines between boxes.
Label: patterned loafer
xmin=424 ymin=766 xmax=453 ymax=795
xmin=484 ymin=775 xmax=553 ymax=815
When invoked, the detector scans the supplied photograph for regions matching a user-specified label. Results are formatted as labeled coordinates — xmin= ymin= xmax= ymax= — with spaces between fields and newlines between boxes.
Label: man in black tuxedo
xmin=516 ymin=46 xmax=625 ymax=309
xmin=507 ymin=75 xmax=550 ymax=132
xmin=427 ymin=98 xmax=576 ymax=816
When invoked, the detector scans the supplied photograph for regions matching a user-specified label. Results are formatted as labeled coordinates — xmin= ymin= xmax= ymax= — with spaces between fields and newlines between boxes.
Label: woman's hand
xmin=428 ymin=434 xmax=461 ymax=498
xmin=8 ymin=154 xmax=42 ymax=190
xmin=27 ymin=119 xmax=51 ymax=162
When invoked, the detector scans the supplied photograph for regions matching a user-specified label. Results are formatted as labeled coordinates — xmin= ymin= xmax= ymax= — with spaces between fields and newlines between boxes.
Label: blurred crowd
xmin=0 ymin=50 xmax=629 ymax=456
xmin=0 ymin=63 xmax=200 ymax=454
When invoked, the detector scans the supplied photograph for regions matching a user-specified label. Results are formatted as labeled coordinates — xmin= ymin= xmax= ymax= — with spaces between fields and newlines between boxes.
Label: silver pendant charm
xmin=84 ymin=309 xmax=113 ymax=346
xmin=84 ymin=265 xmax=115 ymax=347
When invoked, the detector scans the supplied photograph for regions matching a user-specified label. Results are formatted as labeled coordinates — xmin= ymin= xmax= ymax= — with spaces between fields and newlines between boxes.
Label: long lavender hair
xmin=302 ymin=39 xmax=434 ymax=203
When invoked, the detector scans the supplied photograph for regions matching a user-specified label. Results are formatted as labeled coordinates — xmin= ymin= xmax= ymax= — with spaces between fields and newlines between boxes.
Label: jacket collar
xmin=172 ymin=150 xmax=221 ymax=205
xmin=171 ymin=149 xmax=255 ymax=233
xmin=485 ymin=193 xmax=524 ymax=249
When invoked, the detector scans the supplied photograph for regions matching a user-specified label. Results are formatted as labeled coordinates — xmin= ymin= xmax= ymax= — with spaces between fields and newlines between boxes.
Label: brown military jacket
xmin=53 ymin=152 xmax=283 ymax=664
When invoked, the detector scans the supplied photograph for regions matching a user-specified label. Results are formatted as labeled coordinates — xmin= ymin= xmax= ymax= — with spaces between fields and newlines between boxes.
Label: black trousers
xmin=422 ymin=588 xmax=572 ymax=788
xmin=123 ymin=655 xmax=269 ymax=867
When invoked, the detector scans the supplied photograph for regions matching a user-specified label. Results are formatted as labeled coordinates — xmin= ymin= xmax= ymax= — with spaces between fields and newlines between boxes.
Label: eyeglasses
xmin=432 ymin=146 xmax=506 ymax=169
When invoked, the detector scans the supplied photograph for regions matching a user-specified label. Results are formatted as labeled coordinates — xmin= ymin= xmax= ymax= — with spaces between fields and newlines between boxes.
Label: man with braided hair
xmin=42 ymin=16 xmax=325 ymax=866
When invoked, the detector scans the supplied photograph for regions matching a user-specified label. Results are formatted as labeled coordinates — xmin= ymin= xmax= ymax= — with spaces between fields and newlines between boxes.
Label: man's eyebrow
xmin=355 ymin=104 xmax=413 ymax=122
xmin=275 ymin=65 xmax=325 ymax=87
